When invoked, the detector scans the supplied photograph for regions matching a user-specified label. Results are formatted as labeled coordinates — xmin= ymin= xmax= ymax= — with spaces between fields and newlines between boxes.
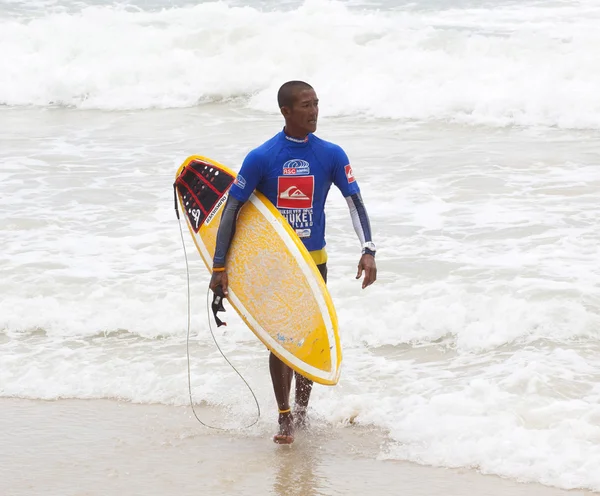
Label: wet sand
xmin=1 ymin=398 xmax=594 ymax=496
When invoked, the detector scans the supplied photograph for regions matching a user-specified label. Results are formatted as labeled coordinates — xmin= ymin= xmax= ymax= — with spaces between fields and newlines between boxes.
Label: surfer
xmin=209 ymin=80 xmax=377 ymax=444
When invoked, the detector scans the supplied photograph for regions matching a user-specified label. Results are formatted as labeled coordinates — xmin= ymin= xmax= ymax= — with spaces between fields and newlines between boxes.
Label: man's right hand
xmin=209 ymin=269 xmax=229 ymax=297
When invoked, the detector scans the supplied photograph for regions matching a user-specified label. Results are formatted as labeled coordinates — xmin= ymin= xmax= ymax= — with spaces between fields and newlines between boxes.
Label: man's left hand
xmin=356 ymin=254 xmax=377 ymax=289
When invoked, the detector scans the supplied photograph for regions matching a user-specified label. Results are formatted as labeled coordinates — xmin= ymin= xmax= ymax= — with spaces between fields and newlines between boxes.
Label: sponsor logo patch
xmin=233 ymin=173 xmax=246 ymax=189
xmin=282 ymin=159 xmax=310 ymax=175
xmin=277 ymin=176 xmax=314 ymax=209
xmin=295 ymin=228 xmax=311 ymax=238
xmin=344 ymin=164 xmax=355 ymax=183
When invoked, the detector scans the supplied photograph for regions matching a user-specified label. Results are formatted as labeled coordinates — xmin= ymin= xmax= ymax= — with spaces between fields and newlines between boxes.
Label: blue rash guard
xmin=213 ymin=130 xmax=374 ymax=266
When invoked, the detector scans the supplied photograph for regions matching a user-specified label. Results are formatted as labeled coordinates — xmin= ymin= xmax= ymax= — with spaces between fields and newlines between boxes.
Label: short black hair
xmin=277 ymin=80 xmax=313 ymax=108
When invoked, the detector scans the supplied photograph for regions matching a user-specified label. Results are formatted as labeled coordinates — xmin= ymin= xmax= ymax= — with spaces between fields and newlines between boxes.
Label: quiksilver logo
xmin=205 ymin=194 xmax=228 ymax=225
xmin=279 ymin=186 xmax=309 ymax=200
xmin=277 ymin=175 xmax=314 ymax=209
xmin=345 ymin=164 xmax=355 ymax=183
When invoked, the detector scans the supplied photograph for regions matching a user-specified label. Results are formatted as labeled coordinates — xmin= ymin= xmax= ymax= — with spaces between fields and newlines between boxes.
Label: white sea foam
xmin=1 ymin=0 xmax=600 ymax=128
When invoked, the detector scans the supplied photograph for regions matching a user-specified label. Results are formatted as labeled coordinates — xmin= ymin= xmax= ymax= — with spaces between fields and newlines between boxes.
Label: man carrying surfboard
xmin=209 ymin=80 xmax=377 ymax=444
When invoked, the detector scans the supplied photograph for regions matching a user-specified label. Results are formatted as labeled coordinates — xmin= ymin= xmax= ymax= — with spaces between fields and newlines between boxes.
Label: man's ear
xmin=280 ymin=106 xmax=291 ymax=118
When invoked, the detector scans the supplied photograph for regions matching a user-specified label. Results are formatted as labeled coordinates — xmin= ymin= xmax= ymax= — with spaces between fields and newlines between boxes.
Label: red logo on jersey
xmin=345 ymin=164 xmax=355 ymax=183
xmin=277 ymin=176 xmax=314 ymax=209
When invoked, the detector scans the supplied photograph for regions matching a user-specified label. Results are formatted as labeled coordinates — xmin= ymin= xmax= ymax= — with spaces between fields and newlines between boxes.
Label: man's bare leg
xmin=269 ymin=351 xmax=294 ymax=444
xmin=294 ymin=372 xmax=313 ymax=428
xmin=270 ymin=263 xmax=325 ymax=437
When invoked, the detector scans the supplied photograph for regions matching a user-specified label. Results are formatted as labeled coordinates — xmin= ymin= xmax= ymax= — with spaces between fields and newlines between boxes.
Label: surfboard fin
xmin=211 ymin=290 xmax=227 ymax=327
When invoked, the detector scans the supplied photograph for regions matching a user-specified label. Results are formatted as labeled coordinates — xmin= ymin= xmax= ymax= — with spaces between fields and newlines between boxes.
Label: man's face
xmin=283 ymin=88 xmax=319 ymax=135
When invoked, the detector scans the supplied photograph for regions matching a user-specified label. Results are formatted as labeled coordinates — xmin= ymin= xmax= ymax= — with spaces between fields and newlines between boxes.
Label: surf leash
xmin=210 ymin=288 xmax=228 ymax=328
xmin=174 ymin=183 xmax=261 ymax=430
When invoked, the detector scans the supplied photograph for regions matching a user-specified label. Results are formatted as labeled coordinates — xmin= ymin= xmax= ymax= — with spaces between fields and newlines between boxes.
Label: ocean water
xmin=1 ymin=0 xmax=600 ymax=492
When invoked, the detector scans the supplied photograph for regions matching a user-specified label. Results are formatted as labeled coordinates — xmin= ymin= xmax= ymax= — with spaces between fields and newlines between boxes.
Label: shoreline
xmin=1 ymin=398 xmax=594 ymax=496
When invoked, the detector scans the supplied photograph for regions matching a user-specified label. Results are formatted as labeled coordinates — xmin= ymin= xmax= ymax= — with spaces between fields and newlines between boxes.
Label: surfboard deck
xmin=174 ymin=155 xmax=342 ymax=386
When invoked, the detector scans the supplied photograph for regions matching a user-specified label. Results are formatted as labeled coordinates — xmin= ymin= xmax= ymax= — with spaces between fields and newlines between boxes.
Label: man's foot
xmin=294 ymin=405 xmax=309 ymax=430
xmin=273 ymin=411 xmax=294 ymax=444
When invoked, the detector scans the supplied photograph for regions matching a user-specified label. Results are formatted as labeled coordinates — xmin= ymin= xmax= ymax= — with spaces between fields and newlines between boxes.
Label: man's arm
xmin=345 ymin=192 xmax=377 ymax=288
xmin=209 ymin=195 xmax=245 ymax=297
xmin=345 ymin=192 xmax=375 ymax=256
xmin=212 ymin=195 xmax=244 ymax=269
xmin=330 ymin=146 xmax=377 ymax=289
xmin=209 ymin=150 xmax=263 ymax=296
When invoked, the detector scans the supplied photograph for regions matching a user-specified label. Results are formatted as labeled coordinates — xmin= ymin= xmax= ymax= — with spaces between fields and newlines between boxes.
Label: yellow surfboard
xmin=174 ymin=155 xmax=342 ymax=385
